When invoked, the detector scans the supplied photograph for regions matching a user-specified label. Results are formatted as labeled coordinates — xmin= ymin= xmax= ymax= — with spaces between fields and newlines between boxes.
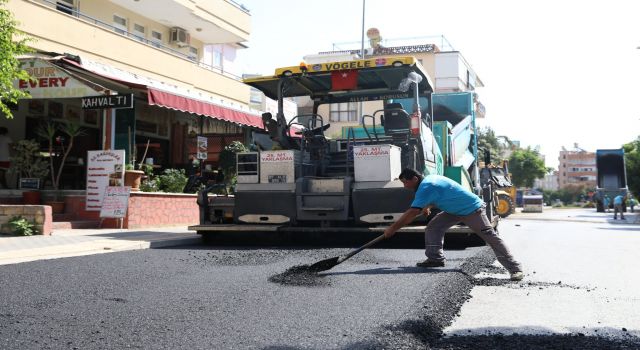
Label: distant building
xmin=534 ymin=171 xmax=559 ymax=191
xmin=558 ymin=143 xmax=596 ymax=189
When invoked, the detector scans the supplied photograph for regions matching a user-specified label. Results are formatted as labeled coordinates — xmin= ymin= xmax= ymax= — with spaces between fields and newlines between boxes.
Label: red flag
xmin=331 ymin=70 xmax=358 ymax=90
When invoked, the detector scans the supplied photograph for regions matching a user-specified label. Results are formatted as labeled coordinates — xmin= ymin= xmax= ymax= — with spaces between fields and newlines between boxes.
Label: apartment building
xmin=295 ymin=32 xmax=485 ymax=139
xmin=3 ymin=0 xmax=260 ymax=189
xmin=534 ymin=171 xmax=559 ymax=191
xmin=558 ymin=143 xmax=597 ymax=189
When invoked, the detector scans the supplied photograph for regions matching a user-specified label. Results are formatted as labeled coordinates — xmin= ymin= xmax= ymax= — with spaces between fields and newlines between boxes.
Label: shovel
xmin=308 ymin=233 xmax=386 ymax=272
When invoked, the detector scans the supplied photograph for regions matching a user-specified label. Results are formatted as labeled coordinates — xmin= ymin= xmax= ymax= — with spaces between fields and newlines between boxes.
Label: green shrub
xmin=139 ymin=179 xmax=159 ymax=192
xmin=157 ymin=168 xmax=188 ymax=193
xmin=8 ymin=216 xmax=38 ymax=236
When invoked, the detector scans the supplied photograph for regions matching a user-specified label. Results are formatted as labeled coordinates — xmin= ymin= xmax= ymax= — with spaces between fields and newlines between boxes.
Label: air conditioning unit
xmin=170 ymin=27 xmax=190 ymax=47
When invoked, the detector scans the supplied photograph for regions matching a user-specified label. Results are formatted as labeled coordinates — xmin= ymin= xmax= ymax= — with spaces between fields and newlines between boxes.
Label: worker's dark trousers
xmin=424 ymin=206 xmax=522 ymax=274
xmin=614 ymin=204 xmax=625 ymax=219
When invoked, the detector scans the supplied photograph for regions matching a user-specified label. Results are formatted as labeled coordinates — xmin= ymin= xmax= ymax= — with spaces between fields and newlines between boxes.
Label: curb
xmin=0 ymin=235 xmax=202 ymax=266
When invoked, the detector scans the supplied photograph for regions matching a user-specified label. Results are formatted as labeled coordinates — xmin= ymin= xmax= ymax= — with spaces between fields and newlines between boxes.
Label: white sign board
xmin=14 ymin=58 xmax=101 ymax=98
xmin=197 ymin=136 xmax=208 ymax=160
xmin=259 ymin=150 xmax=295 ymax=184
xmin=86 ymin=150 xmax=126 ymax=211
xmin=353 ymin=144 xmax=401 ymax=182
xmin=99 ymin=186 xmax=131 ymax=218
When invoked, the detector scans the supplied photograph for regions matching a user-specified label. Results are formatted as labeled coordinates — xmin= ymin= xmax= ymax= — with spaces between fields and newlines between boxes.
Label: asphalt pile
xmin=268 ymin=264 xmax=330 ymax=287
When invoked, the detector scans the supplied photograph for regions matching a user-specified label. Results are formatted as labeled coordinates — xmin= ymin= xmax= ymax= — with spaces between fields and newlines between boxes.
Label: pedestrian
xmin=383 ymin=168 xmax=524 ymax=281
xmin=603 ymin=195 xmax=610 ymax=213
xmin=613 ymin=194 xmax=626 ymax=220
xmin=0 ymin=127 xmax=13 ymax=189
xmin=629 ymin=197 xmax=637 ymax=213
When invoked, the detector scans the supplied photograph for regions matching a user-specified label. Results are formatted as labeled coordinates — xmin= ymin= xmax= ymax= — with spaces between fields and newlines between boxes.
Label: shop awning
xmin=54 ymin=56 xmax=265 ymax=129
xmin=147 ymin=88 xmax=263 ymax=128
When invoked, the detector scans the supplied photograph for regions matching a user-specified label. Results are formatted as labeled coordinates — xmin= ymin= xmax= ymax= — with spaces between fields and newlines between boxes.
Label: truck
xmin=189 ymin=56 xmax=497 ymax=239
xmin=594 ymin=148 xmax=628 ymax=212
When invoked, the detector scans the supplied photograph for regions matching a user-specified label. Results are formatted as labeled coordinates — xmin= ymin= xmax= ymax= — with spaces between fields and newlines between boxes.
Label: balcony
xmin=107 ymin=0 xmax=250 ymax=45
xmin=9 ymin=0 xmax=250 ymax=104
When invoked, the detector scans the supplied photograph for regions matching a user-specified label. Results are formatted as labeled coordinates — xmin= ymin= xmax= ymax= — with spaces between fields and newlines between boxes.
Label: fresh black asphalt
xmin=1 ymin=238 xmax=638 ymax=349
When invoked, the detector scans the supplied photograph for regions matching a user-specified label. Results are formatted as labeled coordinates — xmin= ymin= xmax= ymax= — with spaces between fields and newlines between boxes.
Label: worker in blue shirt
xmin=383 ymin=168 xmax=523 ymax=281
xmin=613 ymin=194 xmax=626 ymax=220
xmin=603 ymin=195 xmax=611 ymax=212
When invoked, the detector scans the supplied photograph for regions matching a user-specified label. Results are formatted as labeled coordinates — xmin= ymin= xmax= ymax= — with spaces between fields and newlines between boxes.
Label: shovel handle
xmin=337 ymin=233 xmax=386 ymax=264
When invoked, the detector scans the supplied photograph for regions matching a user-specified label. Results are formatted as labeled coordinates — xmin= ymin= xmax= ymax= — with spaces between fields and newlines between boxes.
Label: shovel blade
xmin=308 ymin=256 xmax=340 ymax=272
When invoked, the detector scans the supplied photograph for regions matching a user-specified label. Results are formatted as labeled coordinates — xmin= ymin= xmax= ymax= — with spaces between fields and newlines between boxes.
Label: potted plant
xmin=8 ymin=139 xmax=49 ymax=204
xmin=123 ymin=138 xmax=150 ymax=192
xmin=124 ymin=163 xmax=145 ymax=191
xmin=36 ymin=121 xmax=85 ymax=213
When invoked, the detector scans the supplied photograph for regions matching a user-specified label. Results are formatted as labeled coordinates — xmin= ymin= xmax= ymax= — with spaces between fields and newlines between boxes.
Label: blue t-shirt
xmin=613 ymin=195 xmax=624 ymax=205
xmin=410 ymin=175 xmax=483 ymax=216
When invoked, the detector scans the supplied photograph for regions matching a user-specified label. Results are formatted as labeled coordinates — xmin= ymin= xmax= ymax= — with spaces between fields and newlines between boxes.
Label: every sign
xmin=81 ymin=94 xmax=133 ymax=109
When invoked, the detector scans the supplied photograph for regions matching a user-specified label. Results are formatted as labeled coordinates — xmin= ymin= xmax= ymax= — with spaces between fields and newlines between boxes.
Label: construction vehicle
xmin=189 ymin=56 xmax=496 ymax=238
xmin=594 ymin=149 xmax=628 ymax=212
xmin=479 ymin=150 xmax=516 ymax=218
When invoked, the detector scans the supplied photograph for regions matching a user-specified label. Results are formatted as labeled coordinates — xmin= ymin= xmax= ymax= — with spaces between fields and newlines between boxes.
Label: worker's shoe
xmin=510 ymin=271 xmax=524 ymax=281
xmin=416 ymin=259 xmax=445 ymax=268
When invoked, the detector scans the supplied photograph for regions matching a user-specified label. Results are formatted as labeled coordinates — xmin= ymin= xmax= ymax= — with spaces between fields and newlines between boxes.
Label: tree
xmin=0 ymin=0 xmax=33 ymax=118
xmin=508 ymin=147 xmax=547 ymax=188
xmin=476 ymin=127 xmax=515 ymax=164
xmin=623 ymin=137 xmax=640 ymax=199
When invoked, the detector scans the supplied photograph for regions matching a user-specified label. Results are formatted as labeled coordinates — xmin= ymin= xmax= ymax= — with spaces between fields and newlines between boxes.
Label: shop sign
xmin=85 ymin=150 xmax=126 ymax=211
xmin=19 ymin=178 xmax=41 ymax=190
xmin=14 ymin=59 xmax=100 ymax=98
xmin=197 ymin=136 xmax=208 ymax=160
xmin=99 ymin=186 xmax=130 ymax=218
xmin=81 ymin=94 xmax=133 ymax=110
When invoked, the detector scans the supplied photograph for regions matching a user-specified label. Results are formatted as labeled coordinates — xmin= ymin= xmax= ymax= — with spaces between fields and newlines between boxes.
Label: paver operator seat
xmin=381 ymin=103 xmax=411 ymax=145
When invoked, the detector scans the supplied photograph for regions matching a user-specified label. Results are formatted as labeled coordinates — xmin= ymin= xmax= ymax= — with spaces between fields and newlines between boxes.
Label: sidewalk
xmin=508 ymin=207 xmax=640 ymax=224
xmin=0 ymin=226 xmax=201 ymax=265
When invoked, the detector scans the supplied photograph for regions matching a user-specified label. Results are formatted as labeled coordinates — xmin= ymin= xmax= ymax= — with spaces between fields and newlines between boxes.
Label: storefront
xmin=3 ymin=55 xmax=263 ymax=190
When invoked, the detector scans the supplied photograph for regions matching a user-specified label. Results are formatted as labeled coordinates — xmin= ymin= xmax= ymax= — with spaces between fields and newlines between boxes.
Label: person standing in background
xmin=613 ymin=194 xmax=626 ymax=220
xmin=0 ymin=127 xmax=13 ymax=188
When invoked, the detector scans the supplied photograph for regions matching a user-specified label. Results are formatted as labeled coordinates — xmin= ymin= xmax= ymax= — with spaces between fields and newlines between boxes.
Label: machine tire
xmin=496 ymin=193 xmax=514 ymax=218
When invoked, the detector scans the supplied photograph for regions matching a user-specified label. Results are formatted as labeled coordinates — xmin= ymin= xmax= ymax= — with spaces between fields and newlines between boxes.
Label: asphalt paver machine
xmin=190 ymin=57 xmax=497 ymax=239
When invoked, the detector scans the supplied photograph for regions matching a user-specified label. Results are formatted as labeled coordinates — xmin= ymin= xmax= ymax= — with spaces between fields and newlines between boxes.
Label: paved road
xmin=442 ymin=208 xmax=640 ymax=348
xmin=0 ymin=238 xmax=489 ymax=349
xmin=1 ymin=207 xmax=639 ymax=349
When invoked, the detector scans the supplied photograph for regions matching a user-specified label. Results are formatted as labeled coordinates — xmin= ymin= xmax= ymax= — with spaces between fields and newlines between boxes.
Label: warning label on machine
xmin=353 ymin=146 xmax=390 ymax=158
xmin=261 ymin=151 xmax=294 ymax=162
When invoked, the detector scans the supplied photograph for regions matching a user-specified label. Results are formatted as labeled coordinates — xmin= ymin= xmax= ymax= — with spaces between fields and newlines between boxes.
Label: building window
xmin=213 ymin=50 xmax=222 ymax=67
xmin=151 ymin=30 xmax=163 ymax=48
xmin=56 ymin=0 xmax=74 ymax=15
xmin=330 ymin=102 xmax=358 ymax=122
xmin=133 ymin=23 xmax=145 ymax=42
xmin=203 ymin=45 xmax=223 ymax=68
xmin=188 ymin=47 xmax=198 ymax=61
xmin=113 ymin=15 xmax=127 ymax=35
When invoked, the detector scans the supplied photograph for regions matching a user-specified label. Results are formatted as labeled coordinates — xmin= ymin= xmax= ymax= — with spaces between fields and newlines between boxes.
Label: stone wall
xmin=0 ymin=205 xmax=52 ymax=235
xmin=65 ymin=192 xmax=199 ymax=229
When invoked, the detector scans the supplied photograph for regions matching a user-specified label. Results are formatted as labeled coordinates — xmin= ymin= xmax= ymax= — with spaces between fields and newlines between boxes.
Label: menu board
xmin=86 ymin=150 xmax=126 ymax=211
xmin=99 ymin=186 xmax=130 ymax=218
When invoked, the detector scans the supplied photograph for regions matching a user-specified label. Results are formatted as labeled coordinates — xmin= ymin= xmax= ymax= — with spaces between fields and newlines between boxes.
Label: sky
xmin=235 ymin=0 xmax=640 ymax=169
